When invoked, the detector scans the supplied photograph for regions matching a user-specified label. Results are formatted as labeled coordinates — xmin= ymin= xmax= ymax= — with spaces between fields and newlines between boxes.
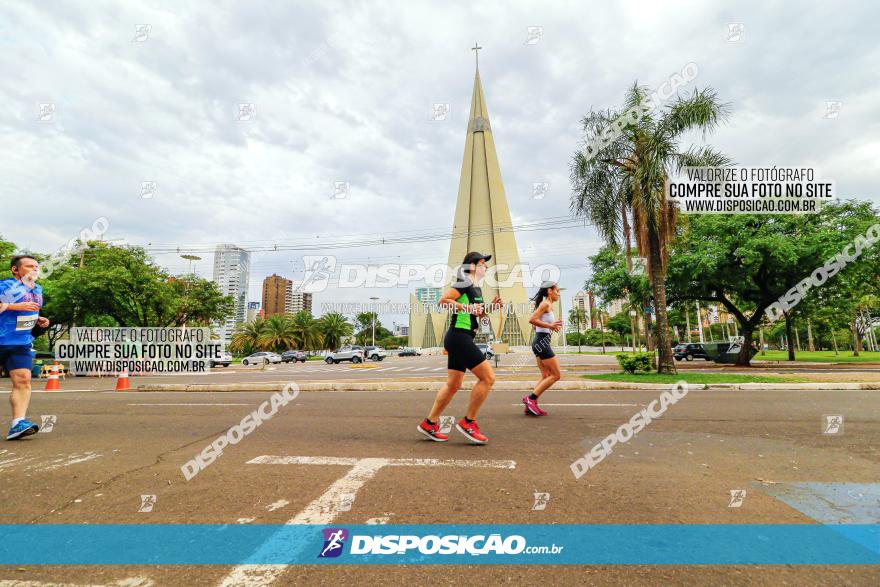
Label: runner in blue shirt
xmin=0 ymin=255 xmax=49 ymax=439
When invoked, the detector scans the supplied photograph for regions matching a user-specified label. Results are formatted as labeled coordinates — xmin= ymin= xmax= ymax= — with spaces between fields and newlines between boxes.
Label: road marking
xmin=248 ymin=455 xmax=517 ymax=469
xmin=509 ymin=402 xmax=638 ymax=407
xmin=0 ymin=451 xmax=101 ymax=472
xmin=266 ymin=499 xmax=289 ymax=512
xmin=219 ymin=455 xmax=516 ymax=586
xmin=38 ymin=452 xmax=102 ymax=471
xmin=127 ymin=403 xmax=251 ymax=406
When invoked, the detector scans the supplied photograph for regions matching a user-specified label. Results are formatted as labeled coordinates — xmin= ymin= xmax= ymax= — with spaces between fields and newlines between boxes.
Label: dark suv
xmin=673 ymin=343 xmax=711 ymax=361
xmin=281 ymin=350 xmax=308 ymax=363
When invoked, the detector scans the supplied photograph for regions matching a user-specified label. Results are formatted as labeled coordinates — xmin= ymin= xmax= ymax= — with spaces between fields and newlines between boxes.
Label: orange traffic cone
xmin=115 ymin=370 xmax=131 ymax=391
xmin=43 ymin=363 xmax=61 ymax=391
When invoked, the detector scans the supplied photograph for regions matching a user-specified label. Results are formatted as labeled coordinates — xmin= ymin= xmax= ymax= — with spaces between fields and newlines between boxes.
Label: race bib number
xmin=16 ymin=314 xmax=38 ymax=331
xmin=480 ymin=315 xmax=491 ymax=334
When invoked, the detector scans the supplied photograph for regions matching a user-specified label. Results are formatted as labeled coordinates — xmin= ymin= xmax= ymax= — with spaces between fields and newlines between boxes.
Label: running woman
xmin=418 ymin=251 xmax=503 ymax=444
xmin=0 ymin=255 xmax=49 ymax=439
xmin=523 ymin=281 xmax=563 ymax=416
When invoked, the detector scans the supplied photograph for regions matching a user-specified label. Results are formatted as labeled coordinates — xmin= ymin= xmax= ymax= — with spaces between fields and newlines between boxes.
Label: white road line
xmin=431 ymin=367 xmax=444 ymax=371
xmin=412 ymin=367 xmax=431 ymax=372
xmin=0 ymin=579 xmax=154 ymax=587
xmin=39 ymin=452 xmax=102 ymax=471
xmin=266 ymin=499 xmax=289 ymax=512
xmin=127 ymin=403 xmax=251 ymax=406
xmin=510 ymin=402 xmax=638 ymax=407
xmin=219 ymin=455 xmax=516 ymax=586
xmin=248 ymin=455 xmax=517 ymax=469
xmin=218 ymin=458 xmax=388 ymax=586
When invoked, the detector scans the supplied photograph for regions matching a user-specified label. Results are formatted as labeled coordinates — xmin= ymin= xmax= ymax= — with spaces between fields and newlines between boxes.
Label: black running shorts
xmin=444 ymin=327 xmax=486 ymax=373
xmin=532 ymin=332 xmax=556 ymax=359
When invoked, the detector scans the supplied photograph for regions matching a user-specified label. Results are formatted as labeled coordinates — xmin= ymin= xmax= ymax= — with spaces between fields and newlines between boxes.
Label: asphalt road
xmin=0 ymin=385 xmax=878 ymax=585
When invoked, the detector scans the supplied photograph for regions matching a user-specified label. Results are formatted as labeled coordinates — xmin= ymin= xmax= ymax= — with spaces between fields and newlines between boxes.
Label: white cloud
xmin=0 ymin=0 xmax=876 ymax=324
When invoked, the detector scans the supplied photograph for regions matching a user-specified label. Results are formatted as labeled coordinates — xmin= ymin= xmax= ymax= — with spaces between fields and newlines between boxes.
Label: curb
xmin=135 ymin=381 xmax=880 ymax=393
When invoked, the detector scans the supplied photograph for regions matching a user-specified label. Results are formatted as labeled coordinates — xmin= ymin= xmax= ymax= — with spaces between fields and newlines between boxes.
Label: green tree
xmin=665 ymin=201 xmax=880 ymax=365
xmin=47 ymin=242 xmax=233 ymax=328
xmin=289 ymin=310 xmax=324 ymax=352
xmin=258 ymin=315 xmax=298 ymax=353
xmin=230 ymin=318 xmax=266 ymax=355
xmin=167 ymin=275 xmax=235 ymax=327
xmin=318 ymin=312 xmax=353 ymax=350
xmin=571 ymin=83 xmax=732 ymax=372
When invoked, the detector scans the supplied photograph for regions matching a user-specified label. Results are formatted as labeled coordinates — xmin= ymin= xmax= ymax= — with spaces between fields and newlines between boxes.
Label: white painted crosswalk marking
xmin=219 ymin=455 xmax=516 ymax=586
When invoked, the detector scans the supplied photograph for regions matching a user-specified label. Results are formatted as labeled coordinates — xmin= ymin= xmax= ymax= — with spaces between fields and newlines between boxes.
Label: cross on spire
xmin=471 ymin=42 xmax=482 ymax=70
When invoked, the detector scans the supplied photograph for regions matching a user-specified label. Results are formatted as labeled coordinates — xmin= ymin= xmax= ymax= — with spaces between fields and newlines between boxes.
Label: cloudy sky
xmin=2 ymin=1 xmax=877 ymax=326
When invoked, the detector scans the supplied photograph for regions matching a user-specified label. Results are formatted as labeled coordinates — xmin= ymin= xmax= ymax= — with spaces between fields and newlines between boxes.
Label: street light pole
xmin=369 ymin=296 xmax=379 ymax=347
xmin=558 ymin=287 xmax=567 ymax=353
xmin=179 ymin=254 xmax=202 ymax=327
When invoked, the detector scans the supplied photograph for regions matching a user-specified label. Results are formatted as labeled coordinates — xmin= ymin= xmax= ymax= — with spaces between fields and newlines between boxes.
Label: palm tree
xmin=230 ymin=318 xmax=266 ymax=355
xmin=571 ymin=83 xmax=731 ymax=373
xmin=289 ymin=310 xmax=324 ymax=353
xmin=257 ymin=315 xmax=299 ymax=353
xmin=318 ymin=312 xmax=353 ymax=351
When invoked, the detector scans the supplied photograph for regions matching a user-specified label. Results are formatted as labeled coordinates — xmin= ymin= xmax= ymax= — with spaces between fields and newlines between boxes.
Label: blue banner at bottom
xmin=0 ymin=525 xmax=877 ymax=565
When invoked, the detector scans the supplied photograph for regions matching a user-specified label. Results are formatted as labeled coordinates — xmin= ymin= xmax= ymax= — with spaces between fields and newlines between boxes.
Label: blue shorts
xmin=0 ymin=345 xmax=35 ymax=372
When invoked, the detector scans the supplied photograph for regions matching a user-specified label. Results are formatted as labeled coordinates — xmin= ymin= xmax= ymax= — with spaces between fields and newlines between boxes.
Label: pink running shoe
xmin=522 ymin=395 xmax=547 ymax=416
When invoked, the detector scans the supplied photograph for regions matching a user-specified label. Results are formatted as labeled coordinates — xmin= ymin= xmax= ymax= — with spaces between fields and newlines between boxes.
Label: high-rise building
xmin=262 ymin=274 xmax=291 ymax=317
xmin=212 ymin=244 xmax=250 ymax=345
xmin=572 ymin=290 xmax=597 ymax=330
xmin=262 ymin=275 xmax=313 ymax=317
xmin=289 ymin=286 xmax=312 ymax=315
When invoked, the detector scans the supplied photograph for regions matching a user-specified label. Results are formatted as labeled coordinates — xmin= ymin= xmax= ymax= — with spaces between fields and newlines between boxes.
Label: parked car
xmin=673 ymin=343 xmax=712 ymax=361
xmin=364 ymin=346 xmax=387 ymax=361
xmin=281 ymin=350 xmax=308 ymax=363
xmin=210 ymin=351 xmax=233 ymax=368
xmin=325 ymin=347 xmax=364 ymax=364
xmin=476 ymin=343 xmax=494 ymax=359
xmin=241 ymin=352 xmax=282 ymax=366
xmin=398 ymin=347 xmax=421 ymax=357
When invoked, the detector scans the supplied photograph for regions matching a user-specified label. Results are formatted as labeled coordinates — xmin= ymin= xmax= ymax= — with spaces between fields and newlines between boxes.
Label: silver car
xmin=325 ymin=347 xmax=364 ymax=364
xmin=241 ymin=352 xmax=282 ymax=366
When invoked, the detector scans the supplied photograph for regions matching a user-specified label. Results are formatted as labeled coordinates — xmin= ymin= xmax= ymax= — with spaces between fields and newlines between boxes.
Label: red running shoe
xmin=417 ymin=419 xmax=448 ymax=442
xmin=522 ymin=395 xmax=548 ymax=416
xmin=456 ymin=418 xmax=488 ymax=444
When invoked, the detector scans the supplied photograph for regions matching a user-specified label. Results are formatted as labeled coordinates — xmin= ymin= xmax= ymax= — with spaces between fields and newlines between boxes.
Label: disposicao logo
xmin=319 ymin=528 xmax=349 ymax=558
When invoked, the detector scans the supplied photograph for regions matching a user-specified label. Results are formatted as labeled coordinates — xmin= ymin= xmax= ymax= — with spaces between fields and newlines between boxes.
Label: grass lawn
xmin=754 ymin=350 xmax=880 ymax=363
xmin=582 ymin=372 xmax=810 ymax=384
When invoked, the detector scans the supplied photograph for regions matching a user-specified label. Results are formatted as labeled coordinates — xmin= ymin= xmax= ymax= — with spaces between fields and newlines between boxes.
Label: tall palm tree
xmin=258 ymin=315 xmax=298 ymax=353
xmin=571 ymin=83 xmax=732 ymax=373
xmin=230 ymin=318 xmax=266 ymax=355
xmin=318 ymin=312 xmax=353 ymax=351
xmin=289 ymin=310 xmax=324 ymax=353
